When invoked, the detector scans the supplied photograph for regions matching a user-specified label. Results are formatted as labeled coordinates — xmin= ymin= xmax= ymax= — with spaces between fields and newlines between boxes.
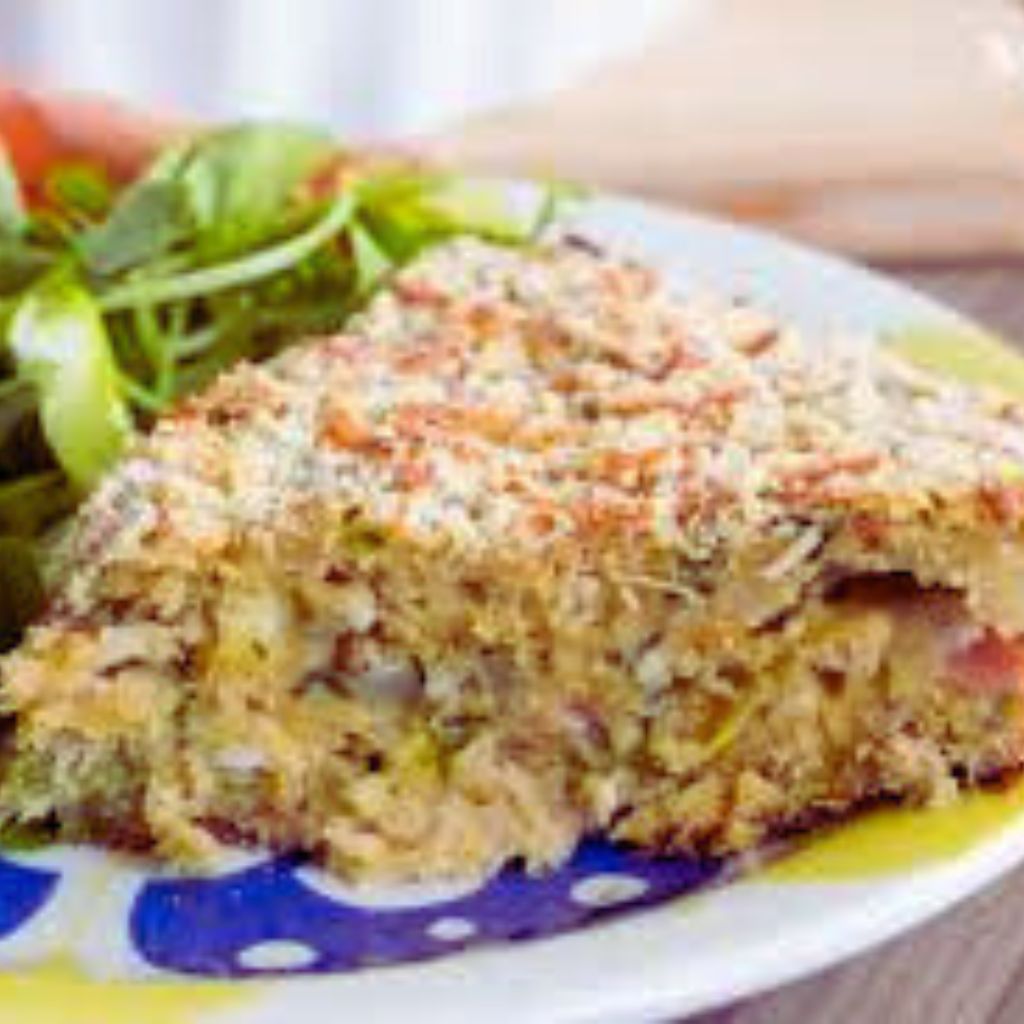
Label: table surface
xmin=690 ymin=262 xmax=1024 ymax=1024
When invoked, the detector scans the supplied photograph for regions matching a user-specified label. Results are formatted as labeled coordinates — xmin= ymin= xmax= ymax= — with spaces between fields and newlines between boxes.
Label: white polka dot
xmin=201 ymin=849 xmax=269 ymax=875
xmin=571 ymin=873 xmax=649 ymax=908
xmin=427 ymin=916 xmax=478 ymax=943
xmin=296 ymin=867 xmax=481 ymax=909
xmin=237 ymin=939 xmax=319 ymax=971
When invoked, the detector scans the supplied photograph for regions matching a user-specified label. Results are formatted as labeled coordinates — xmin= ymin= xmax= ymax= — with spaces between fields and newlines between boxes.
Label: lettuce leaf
xmin=9 ymin=279 xmax=132 ymax=491
xmin=0 ymin=141 xmax=27 ymax=239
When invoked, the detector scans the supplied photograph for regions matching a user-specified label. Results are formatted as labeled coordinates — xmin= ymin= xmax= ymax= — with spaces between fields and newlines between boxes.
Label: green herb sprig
xmin=0 ymin=121 xmax=579 ymax=651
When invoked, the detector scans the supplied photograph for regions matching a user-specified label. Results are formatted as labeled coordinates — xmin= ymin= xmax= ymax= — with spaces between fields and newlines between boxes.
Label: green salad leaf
xmin=163 ymin=122 xmax=336 ymax=258
xmin=0 ymin=240 xmax=55 ymax=295
xmin=0 ymin=119 xmax=575 ymax=654
xmin=43 ymin=163 xmax=114 ymax=222
xmin=0 ymin=471 xmax=74 ymax=538
xmin=79 ymin=178 xmax=194 ymax=276
xmin=349 ymin=221 xmax=392 ymax=295
xmin=9 ymin=278 xmax=132 ymax=491
xmin=0 ymin=141 xmax=28 ymax=239
xmin=100 ymin=189 xmax=356 ymax=312
xmin=0 ymin=537 xmax=43 ymax=653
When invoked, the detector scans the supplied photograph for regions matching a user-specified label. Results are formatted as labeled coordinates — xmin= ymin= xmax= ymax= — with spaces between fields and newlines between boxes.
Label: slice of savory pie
xmin=4 ymin=237 xmax=1024 ymax=881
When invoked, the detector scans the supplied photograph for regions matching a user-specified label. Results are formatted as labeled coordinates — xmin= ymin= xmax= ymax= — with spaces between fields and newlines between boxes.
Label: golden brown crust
xmin=4 ymin=239 xmax=1024 ymax=880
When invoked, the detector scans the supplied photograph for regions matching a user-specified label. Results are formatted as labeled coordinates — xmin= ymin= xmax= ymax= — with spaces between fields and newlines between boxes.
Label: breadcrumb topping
xmin=62 ymin=237 xmax=1024 ymax=595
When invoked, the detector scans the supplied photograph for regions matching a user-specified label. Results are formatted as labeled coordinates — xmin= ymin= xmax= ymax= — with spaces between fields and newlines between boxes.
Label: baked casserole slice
xmin=4 ymin=238 xmax=1024 ymax=881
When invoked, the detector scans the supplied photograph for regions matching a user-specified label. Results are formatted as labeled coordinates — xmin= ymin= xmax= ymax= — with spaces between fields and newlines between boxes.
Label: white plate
xmin=2 ymin=190 xmax=1022 ymax=1024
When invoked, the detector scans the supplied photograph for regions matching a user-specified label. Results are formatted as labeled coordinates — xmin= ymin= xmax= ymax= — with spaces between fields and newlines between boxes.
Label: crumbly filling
xmin=7 ymin=553 xmax=1021 ymax=879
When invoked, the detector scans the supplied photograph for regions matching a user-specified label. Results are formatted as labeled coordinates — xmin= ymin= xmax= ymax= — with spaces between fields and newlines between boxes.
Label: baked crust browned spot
xmin=3 ymin=238 xmax=1024 ymax=881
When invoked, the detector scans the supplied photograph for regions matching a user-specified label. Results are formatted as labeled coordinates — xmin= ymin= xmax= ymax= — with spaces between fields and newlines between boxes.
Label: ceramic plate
xmin=3 ymin=190 xmax=1024 ymax=1024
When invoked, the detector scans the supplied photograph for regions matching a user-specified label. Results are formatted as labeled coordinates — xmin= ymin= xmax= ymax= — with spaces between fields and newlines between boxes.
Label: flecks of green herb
xmin=341 ymin=519 xmax=387 ymax=557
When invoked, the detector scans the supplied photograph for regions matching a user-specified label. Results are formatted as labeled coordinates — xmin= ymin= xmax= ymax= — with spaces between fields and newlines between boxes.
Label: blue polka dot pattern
xmin=130 ymin=841 xmax=723 ymax=977
xmin=0 ymin=856 xmax=59 ymax=940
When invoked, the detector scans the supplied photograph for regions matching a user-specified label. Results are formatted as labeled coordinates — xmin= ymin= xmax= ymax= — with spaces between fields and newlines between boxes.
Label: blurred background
xmin=0 ymin=0 xmax=680 ymax=135
xmin=3 ymin=0 xmax=1024 ymax=263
